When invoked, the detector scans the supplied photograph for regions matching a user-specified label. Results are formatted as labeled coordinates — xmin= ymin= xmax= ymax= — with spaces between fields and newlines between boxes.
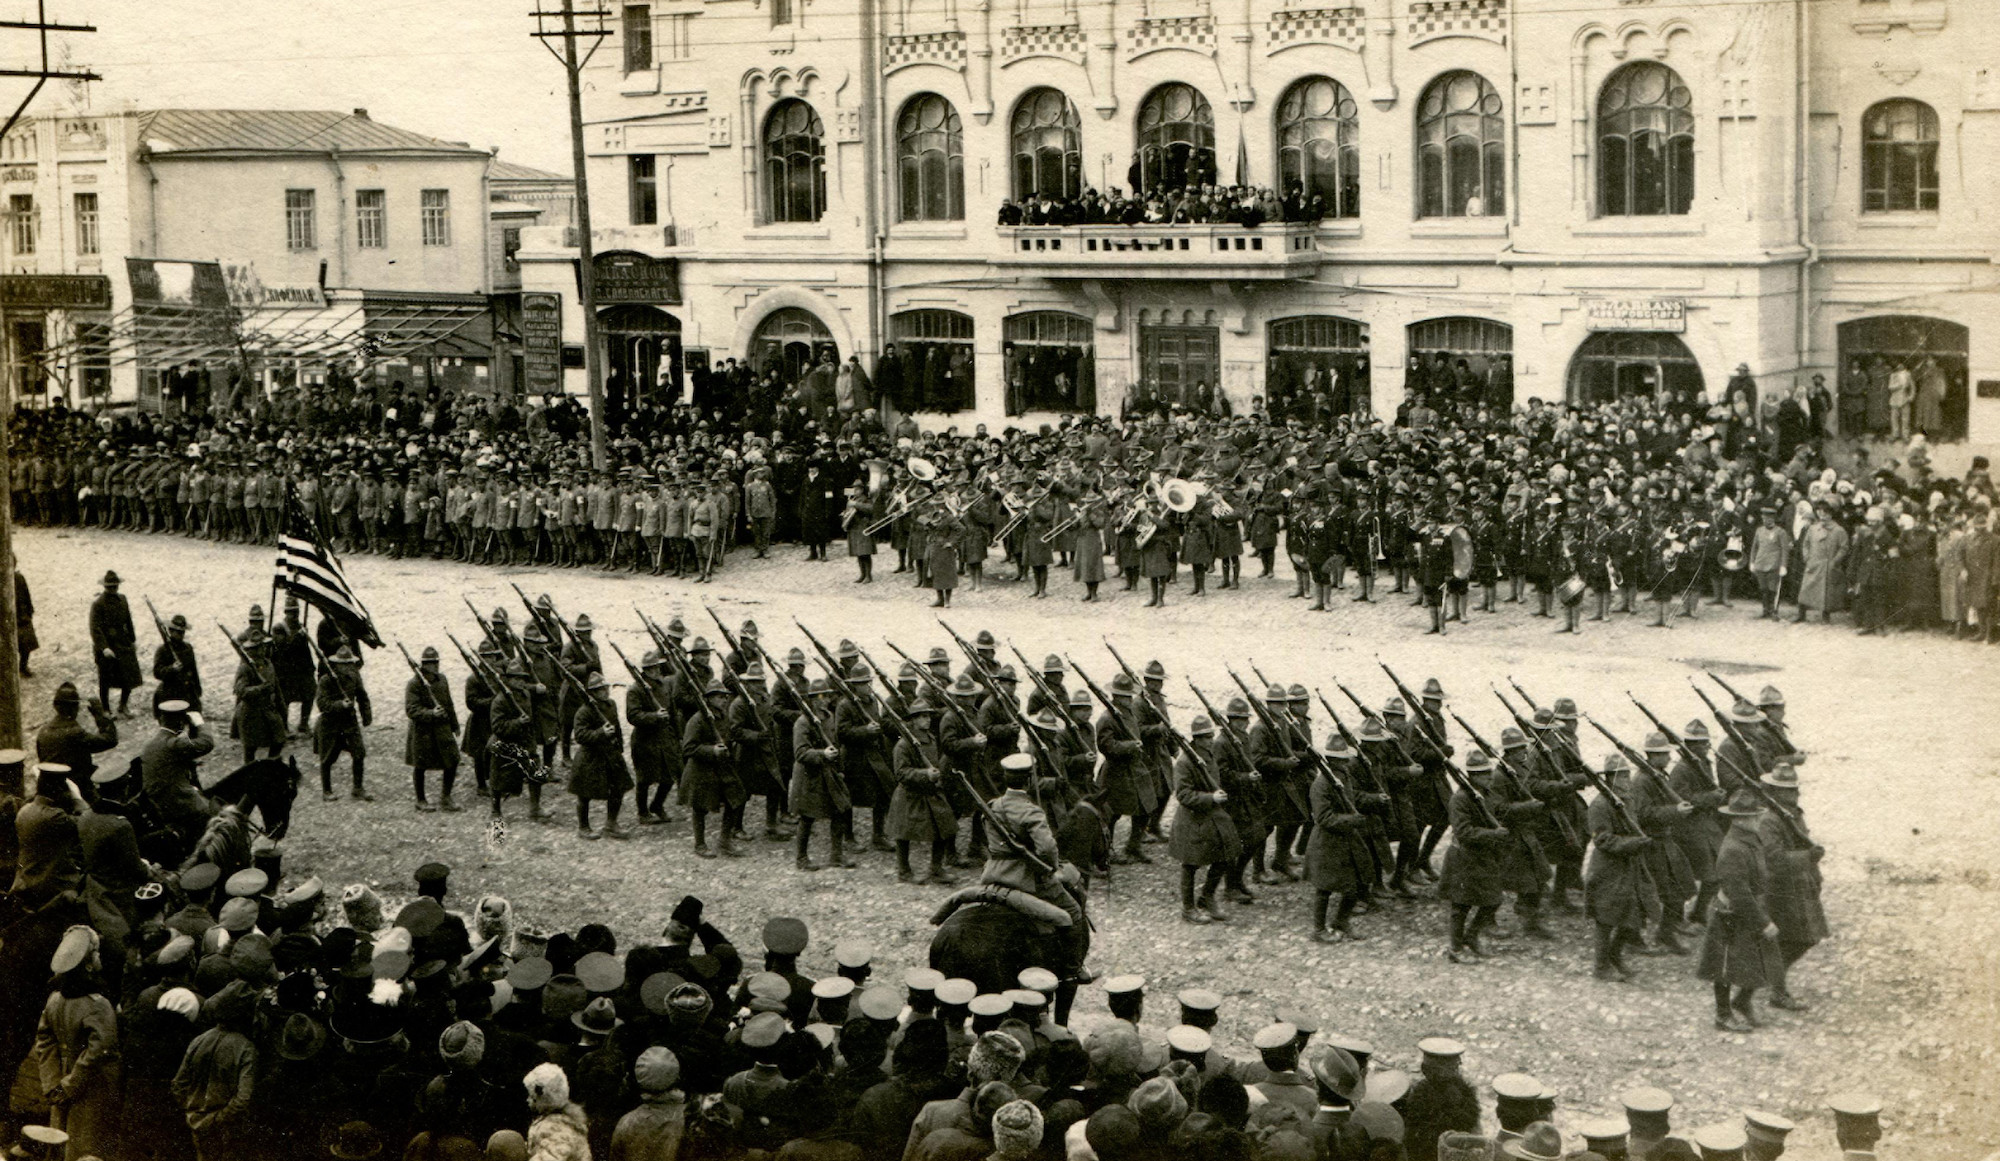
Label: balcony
xmin=992 ymin=223 xmax=1323 ymax=279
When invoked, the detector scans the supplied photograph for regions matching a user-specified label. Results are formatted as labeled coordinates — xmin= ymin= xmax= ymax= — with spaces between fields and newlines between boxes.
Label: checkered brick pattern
xmin=1001 ymin=22 xmax=1086 ymax=62
xmin=1405 ymin=0 xmax=1507 ymax=46
xmin=1126 ymin=15 xmax=1215 ymax=57
xmin=1265 ymin=6 xmax=1363 ymax=51
xmin=885 ymin=30 xmax=968 ymax=71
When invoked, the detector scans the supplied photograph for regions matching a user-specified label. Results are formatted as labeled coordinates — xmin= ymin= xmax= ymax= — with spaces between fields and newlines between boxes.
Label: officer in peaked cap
xmin=1103 ymin=974 xmax=1146 ymax=1024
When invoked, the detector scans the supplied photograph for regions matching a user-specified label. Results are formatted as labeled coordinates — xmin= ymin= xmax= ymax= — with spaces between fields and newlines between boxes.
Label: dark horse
xmin=929 ymin=896 xmax=1089 ymax=1025
xmin=108 ymin=754 xmax=302 ymax=868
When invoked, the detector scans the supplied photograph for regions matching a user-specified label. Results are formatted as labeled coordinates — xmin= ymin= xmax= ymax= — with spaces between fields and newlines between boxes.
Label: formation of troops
xmin=13 ymin=376 xmax=2000 ymax=639
xmin=50 ymin=569 xmax=1834 ymax=1042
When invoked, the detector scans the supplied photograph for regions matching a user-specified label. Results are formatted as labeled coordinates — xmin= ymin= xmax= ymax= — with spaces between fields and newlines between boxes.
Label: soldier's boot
xmin=1180 ymin=867 xmax=1209 ymax=924
xmin=692 ymin=811 xmax=715 ymax=859
xmin=719 ymin=825 xmax=745 ymax=859
xmin=896 ymin=840 xmax=915 ymax=882
xmin=794 ymin=823 xmax=820 ymax=872
xmin=1519 ymin=903 xmax=1555 ymax=941
xmin=1732 ymin=988 xmax=1763 ymax=1028
xmin=1506 ymin=576 xmax=1523 ymax=603
xmin=922 ymin=841 xmax=958 ymax=886
xmin=1292 ymin=574 xmax=1308 ymax=599
xmin=830 ymin=827 xmax=858 ymax=869
xmin=1768 ymin=984 xmax=1808 ymax=1011
xmin=1429 ymin=607 xmax=1445 ymax=636
xmin=1309 ymin=585 xmax=1326 ymax=611
xmin=1652 ymin=918 xmax=1689 ymax=955
xmin=1199 ymin=869 xmax=1229 ymax=922
xmin=1593 ymin=923 xmax=1622 ymax=981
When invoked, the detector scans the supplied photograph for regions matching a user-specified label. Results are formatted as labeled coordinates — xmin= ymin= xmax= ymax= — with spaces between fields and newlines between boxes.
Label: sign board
xmin=521 ymin=291 xmax=564 ymax=394
xmin=0 ymin=274 xmax=111 ymax=311
xmin=591 ymin=250 xmax=680 ymax=305
xmin=127 ymin=258 xmax=231 ymax=309
xmin=1977 ymin=379 xmax=2000 ymax=400
xmin=222 ymin=262 xmax=326 ymax=310
xmin=1584 ymin=297 xmax=1686 ymax=332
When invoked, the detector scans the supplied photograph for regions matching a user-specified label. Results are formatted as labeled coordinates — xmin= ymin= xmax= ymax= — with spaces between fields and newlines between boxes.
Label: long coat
xmin=10 ymin=795 xmax=83 ymax=907
xmin=788 ymin=714 xmax=849 ymax=819
xmin=1071 ymin=507 xmax=1108 ymax=584
xmin=680 ymin=707 xmax=744 ymax=812
xmin=1796 ymin=520 xmax=1848 ymax=612
xmin=1166 ymin=747 xmax=1239 ymax=867
xmin=1696 ymin=824 xmax=1785 ymax=988
xmin=89 ymin=593 xmax=142 ymax=689
xmin=1094 ymin=710 xmax=1154 ymax=817
xmin=35 ymin=990 xmax=121 ymax=1160
xmin=1583 ymin=791 xmax=1660 ymax=931
xmin=625 ymin=682 xmax=677 ymax=788
xmin=402 ymin=671 xmax=460 ymax=769
xmin=230 ymin=661 xmax=287 ymax=754
xmin=1304 ymin=765 xmax=1373 ymax=895
xmin=1759 ymin=808 xmax=1830 ymax=954
xmin=566 ymin=697 xmax=632 ymax=800
xmin=1440 ymin=778 xmax=1545 ymax=906
xmin=798 ymin=475 xmax=838 ymax=545
xmin=888 ymin=736 xmax=956 ymax=842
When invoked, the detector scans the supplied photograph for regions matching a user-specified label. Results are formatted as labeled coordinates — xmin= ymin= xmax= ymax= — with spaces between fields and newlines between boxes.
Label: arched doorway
xmin=752 ymin=307 xmax=836 ymax=386
xmin=1837 ymin=315 xmax=1968 ymax=440
xmin=1267 ymin=315 xmax=1368 ymax=420
xmin=1408 ymin=317 xmax=1512 ymax=410
xmin=599 ymin=304 xmax=683 ymax=426
xmin=1566 ymin=331 xmax=1703 ymax=406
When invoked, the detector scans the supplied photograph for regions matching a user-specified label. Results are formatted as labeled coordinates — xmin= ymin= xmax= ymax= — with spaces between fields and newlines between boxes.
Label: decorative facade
xmin=516 ymin=0 xmax=2000 ymax=443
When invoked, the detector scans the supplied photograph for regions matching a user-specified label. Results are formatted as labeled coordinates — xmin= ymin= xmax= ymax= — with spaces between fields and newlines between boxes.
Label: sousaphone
xmin=1161 ymin=478 xmax=1200 ymax=513
xmin=907 ymin=456 xmax=939 ymax=483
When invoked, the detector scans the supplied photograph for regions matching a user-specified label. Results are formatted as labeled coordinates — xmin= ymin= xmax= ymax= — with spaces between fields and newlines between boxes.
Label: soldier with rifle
xmin=224 ymin=622 xmax=285 ymax=763
xmin=727 ymin=663 xmax=789 ymax=842
xmin=520 ymin=626 xmax=563 ymax=768
xmin=149 ymin=605 xmax=203 ymax=713
xmin=1495 ymin=703 xmax=1588 ymax=922
xmin=1241 ymin=678 xmax=1303 ymax=883
xmin=568 ymin=671 xmax=632 ymax=840
xmin=1091 ymin=670 xmax=1155 ymax=867
xmin=1168 ymin=716 xmax=1240 ymax=925
xmin=1755 ymin=761 xmax=1828 ymax=1013
xmin=1590 ymin=719 xmax=1699 ymax=955
xmin=1406 ymin=678 xmax=1454 ymax=882
xmin=450 ymin=637 xmax=501 ymax=809
xmin=888 ymin=696 xmax=958 ymax=885
xmin=617 ymin=646 xmax=678 ymax=825
xmin=1627 ymin=696 xmax=1728 ymax=926
xmin=313 ymin=642 xmax=372 ymax=802
xmin=979 ymin=751 xmax=1089 ymax=982
xmin=1438 ymin=748 xmax=1535 ymax=963
xmin=272 ymin=595 xmax=315 ymax=732
xmin=938 ymin=675 xmax=990 ymax=866
xmin=1188 ymin=683 xmax=1262 ymax=905
xmin=398 ymin=644 xmax=461 ymax=813
xmin=1582 ymin=752 xmax=1660 ymax=982
xmin=787 ymin=676 xmax=850 ymax=871
xmin=1306 ymin=731 xmax=1381 ymax=943
xmin=1359 ymin=707 xmax=1424 ymax=898
xmin=682 ymin=678 xmax=744 ymax=857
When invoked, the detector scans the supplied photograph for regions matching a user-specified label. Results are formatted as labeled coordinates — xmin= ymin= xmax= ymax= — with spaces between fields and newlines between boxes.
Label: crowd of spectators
xmin=997 ymin=185 xmax=1325 ymax=230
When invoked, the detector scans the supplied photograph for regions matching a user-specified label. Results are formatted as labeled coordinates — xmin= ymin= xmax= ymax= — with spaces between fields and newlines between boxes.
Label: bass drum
xmin=1721 ymin=532 xmax=1745 ymax=571
xmin=1556 ymin=575 xmax=1587 ymax=606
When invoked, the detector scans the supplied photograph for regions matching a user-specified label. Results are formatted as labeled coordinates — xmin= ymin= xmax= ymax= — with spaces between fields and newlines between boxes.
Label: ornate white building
xmin=516 ymin=0 xmax=1999 ymax=441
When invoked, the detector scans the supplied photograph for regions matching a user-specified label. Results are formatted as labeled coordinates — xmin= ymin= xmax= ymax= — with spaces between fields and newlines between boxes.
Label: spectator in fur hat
xmin=901 ymin=1031 xmax=1027 ymax=1159
xmin=523 ymin=1063 xmax=590 ymax=1161
xmin=990 ymin=1099 xmax=1045 ymax=1161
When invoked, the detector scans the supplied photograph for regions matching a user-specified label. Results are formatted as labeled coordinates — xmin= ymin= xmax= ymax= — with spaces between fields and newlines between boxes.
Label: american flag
xmin=274 ymin=485 xmax=382 ymax=647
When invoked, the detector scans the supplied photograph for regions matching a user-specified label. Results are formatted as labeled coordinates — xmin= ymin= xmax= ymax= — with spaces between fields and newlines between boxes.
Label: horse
xmin=204 ymin=756 xmax=303 ymax=840
xmin=929 ymin=888 xmax=1090 ymax=1025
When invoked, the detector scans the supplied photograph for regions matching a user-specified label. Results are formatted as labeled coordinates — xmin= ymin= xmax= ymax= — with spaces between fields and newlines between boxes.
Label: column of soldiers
xmin=73 ymin=578 xmax=1831 ymax=1031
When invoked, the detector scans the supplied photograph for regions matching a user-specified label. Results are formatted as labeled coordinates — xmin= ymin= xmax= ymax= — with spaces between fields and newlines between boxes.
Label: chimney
xmin=352 ymin=108 xmax=369 ymax=120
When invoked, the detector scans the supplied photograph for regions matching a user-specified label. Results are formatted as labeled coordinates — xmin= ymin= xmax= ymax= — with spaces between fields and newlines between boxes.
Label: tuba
xmin=1160 ymin=478 xmax=1199 ymax=514
xmin=907 ymin=455 xmax=939 ymax=483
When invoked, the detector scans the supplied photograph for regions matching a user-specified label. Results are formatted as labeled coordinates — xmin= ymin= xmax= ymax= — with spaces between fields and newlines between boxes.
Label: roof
xmin=489 ymin=158 xmax=570 ymax=184
xmin=135 ymin=109 xmax=485 ymax=157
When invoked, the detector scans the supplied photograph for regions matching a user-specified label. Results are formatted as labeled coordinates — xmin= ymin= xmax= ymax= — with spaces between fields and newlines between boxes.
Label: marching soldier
xmin=940 ymin=675 xmax=989 ymax=866
xmin=487 ymin=660 xmax=545 ymax=823
xmin=272 ymin=596 xmax=315 ymax=732
xmin=1756 ymin=762 xmax=1828 ymax=1012
xmin=627 ymin=650 xmax=678 ymax=825
xmin=889 ymin=696 xmax=957 ymax=885
xmin=1170 ymin=716 xmax=1239 ymax=924
xmin=1249 ymin=684 xmax=1302 ymax=882
xmin=1407 ymin=679 xmax=1454 ymax=881
xmin=1306 ymin=733 xmax=1377 ymax=943
xmin=90 ymin=571 xmax=142 ymax=717
xmin=522 ymin=626 xmax=563 ymax=768
xmin=1520 ymin=710 xmax=1589 ymax=919
xmin=1632 ymin=733 xmax=1699 ymax=955
xmin=1697 ymin=789 xmax=1783 ymax=1031
xmin=314 ymin=645 xmax=372 ymax=802
xmin=1441 ymin=748 xmax=1546 ymax=963
xmin=461 ymin=642 xmax=500 ymax=800
xmin=684 ymin=680 xmax=744 ymax=858
xmin=404 ymin=646 xmax=461 ymax=813
xmin=1215 ymin=697 xmax=1263 ymax=904
xmin=1669 ymin=719 xmax=1728 ymax=926
xmin=556 ymin=611 xmax=603 ymax=762
xmin=1363 ymin=706 xmax=1423 ymax=897
xmin=1098 ymin=673 xmax=1155 ymax=866
xmin=728 ymin=663 xmax=786 ymax=842
xmin=230 ymin=626 xmax=286 ymax=763
xmin=789 ymin=678 xmax=850 ymax=871
xmin=568 ymin=672 xmax=632 ymax=840
xmin=837 ymin=669 xmax=897 ymax=852
xmin=1584 ymin=753 xmax=1658 ymax=981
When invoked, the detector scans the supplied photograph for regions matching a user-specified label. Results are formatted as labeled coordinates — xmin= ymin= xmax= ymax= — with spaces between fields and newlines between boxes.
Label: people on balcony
xmin=997 ymin=183 xmax=1322 ymax=229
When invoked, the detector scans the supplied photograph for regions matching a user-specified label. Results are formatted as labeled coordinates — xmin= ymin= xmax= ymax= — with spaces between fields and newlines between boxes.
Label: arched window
xmin=762 ymin=99 xmax=825 ymax=223
xmin=1004 ymin=311 xmax=1095 ymax=414
xmin=897 ymin=94 xmax=963 ymax=222
xmin=1417 ymin=71 xmax=1504 ymax=218
xmin=1597 ymin=62 xmax=1694 ymax=217
xmin=890 ymin=309 xmax=975 ymax=412
xmin=1275 ymin=77 xmax=1359 ymax=219
xmin=1136 ymin=83 xmax=1216 ymax=196
xmin=752 ymin=306 xmax=834 ymax=383
xmin=1862 ymin=99 xmax=1939 ymax=213
xmin=1010 ymin=88 xmax=1082 ymax=202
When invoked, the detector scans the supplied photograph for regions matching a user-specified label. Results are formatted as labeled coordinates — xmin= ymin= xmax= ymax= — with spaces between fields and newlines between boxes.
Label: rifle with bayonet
xmin=1583 ymin=715 xmax=1688 ymax=808
xmin=935 ymin=624 xmax=1046 ymax=805
xmin=1009 ymin=644 xmax=1091 ymax=754
xmin=447 ymin=632 xmax=527 ymax=719
xmin=1224 ymin=667 xmax=1314 ymax=818
xmin=1449 ymin=711 xmax=1547 ymax=856
xmin=606 ymin=639 xmax=665 ymax=710
xmin=1704 ymin=670 xmax=1793 ymax=747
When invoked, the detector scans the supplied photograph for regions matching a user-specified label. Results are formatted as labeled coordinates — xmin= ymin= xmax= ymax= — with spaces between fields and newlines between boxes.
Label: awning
xmin=37 ymin=292 xmax=496 ymax=368
xmin=360 ymin=293 xmax=494 ymax=360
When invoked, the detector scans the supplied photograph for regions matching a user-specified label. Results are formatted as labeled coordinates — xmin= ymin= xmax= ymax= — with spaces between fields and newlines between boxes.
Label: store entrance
xmin=1566 ymin=331 xmax=1704 ymax=407
xmin=1140 ymin=325 xmax=1220 ymax=411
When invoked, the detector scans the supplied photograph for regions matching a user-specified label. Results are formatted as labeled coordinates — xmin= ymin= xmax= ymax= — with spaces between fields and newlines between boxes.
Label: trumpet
xmin=994 ymin=481 xmax=1056 ymax=543
xmin=862 ymin=484 xmax=939 ymax=536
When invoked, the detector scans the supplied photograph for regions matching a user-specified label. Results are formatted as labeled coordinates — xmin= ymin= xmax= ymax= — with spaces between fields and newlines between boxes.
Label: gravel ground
xmin=15 ymin=525 xmax=2000 ymax=1157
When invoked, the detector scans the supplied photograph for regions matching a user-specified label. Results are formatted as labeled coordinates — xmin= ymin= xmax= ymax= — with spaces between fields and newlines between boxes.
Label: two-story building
xmin=516 ymin=0 xmax=1999 ymax=443
xmin=4 ymin=106 xmax=571 ymax=407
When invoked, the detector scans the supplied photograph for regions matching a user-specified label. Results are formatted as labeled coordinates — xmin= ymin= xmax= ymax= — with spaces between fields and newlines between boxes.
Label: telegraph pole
xmin=0 ymin=0 xmax=97 ymax=749
xmin=532 ymin=0 xmax=611 ymax=472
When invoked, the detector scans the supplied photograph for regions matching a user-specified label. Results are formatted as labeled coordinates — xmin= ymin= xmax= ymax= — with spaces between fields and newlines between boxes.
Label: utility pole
xmin=0 ymin=0 xmax=97 ymax=749
xmin=532 ymin=0 xmax=611 ymax=472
